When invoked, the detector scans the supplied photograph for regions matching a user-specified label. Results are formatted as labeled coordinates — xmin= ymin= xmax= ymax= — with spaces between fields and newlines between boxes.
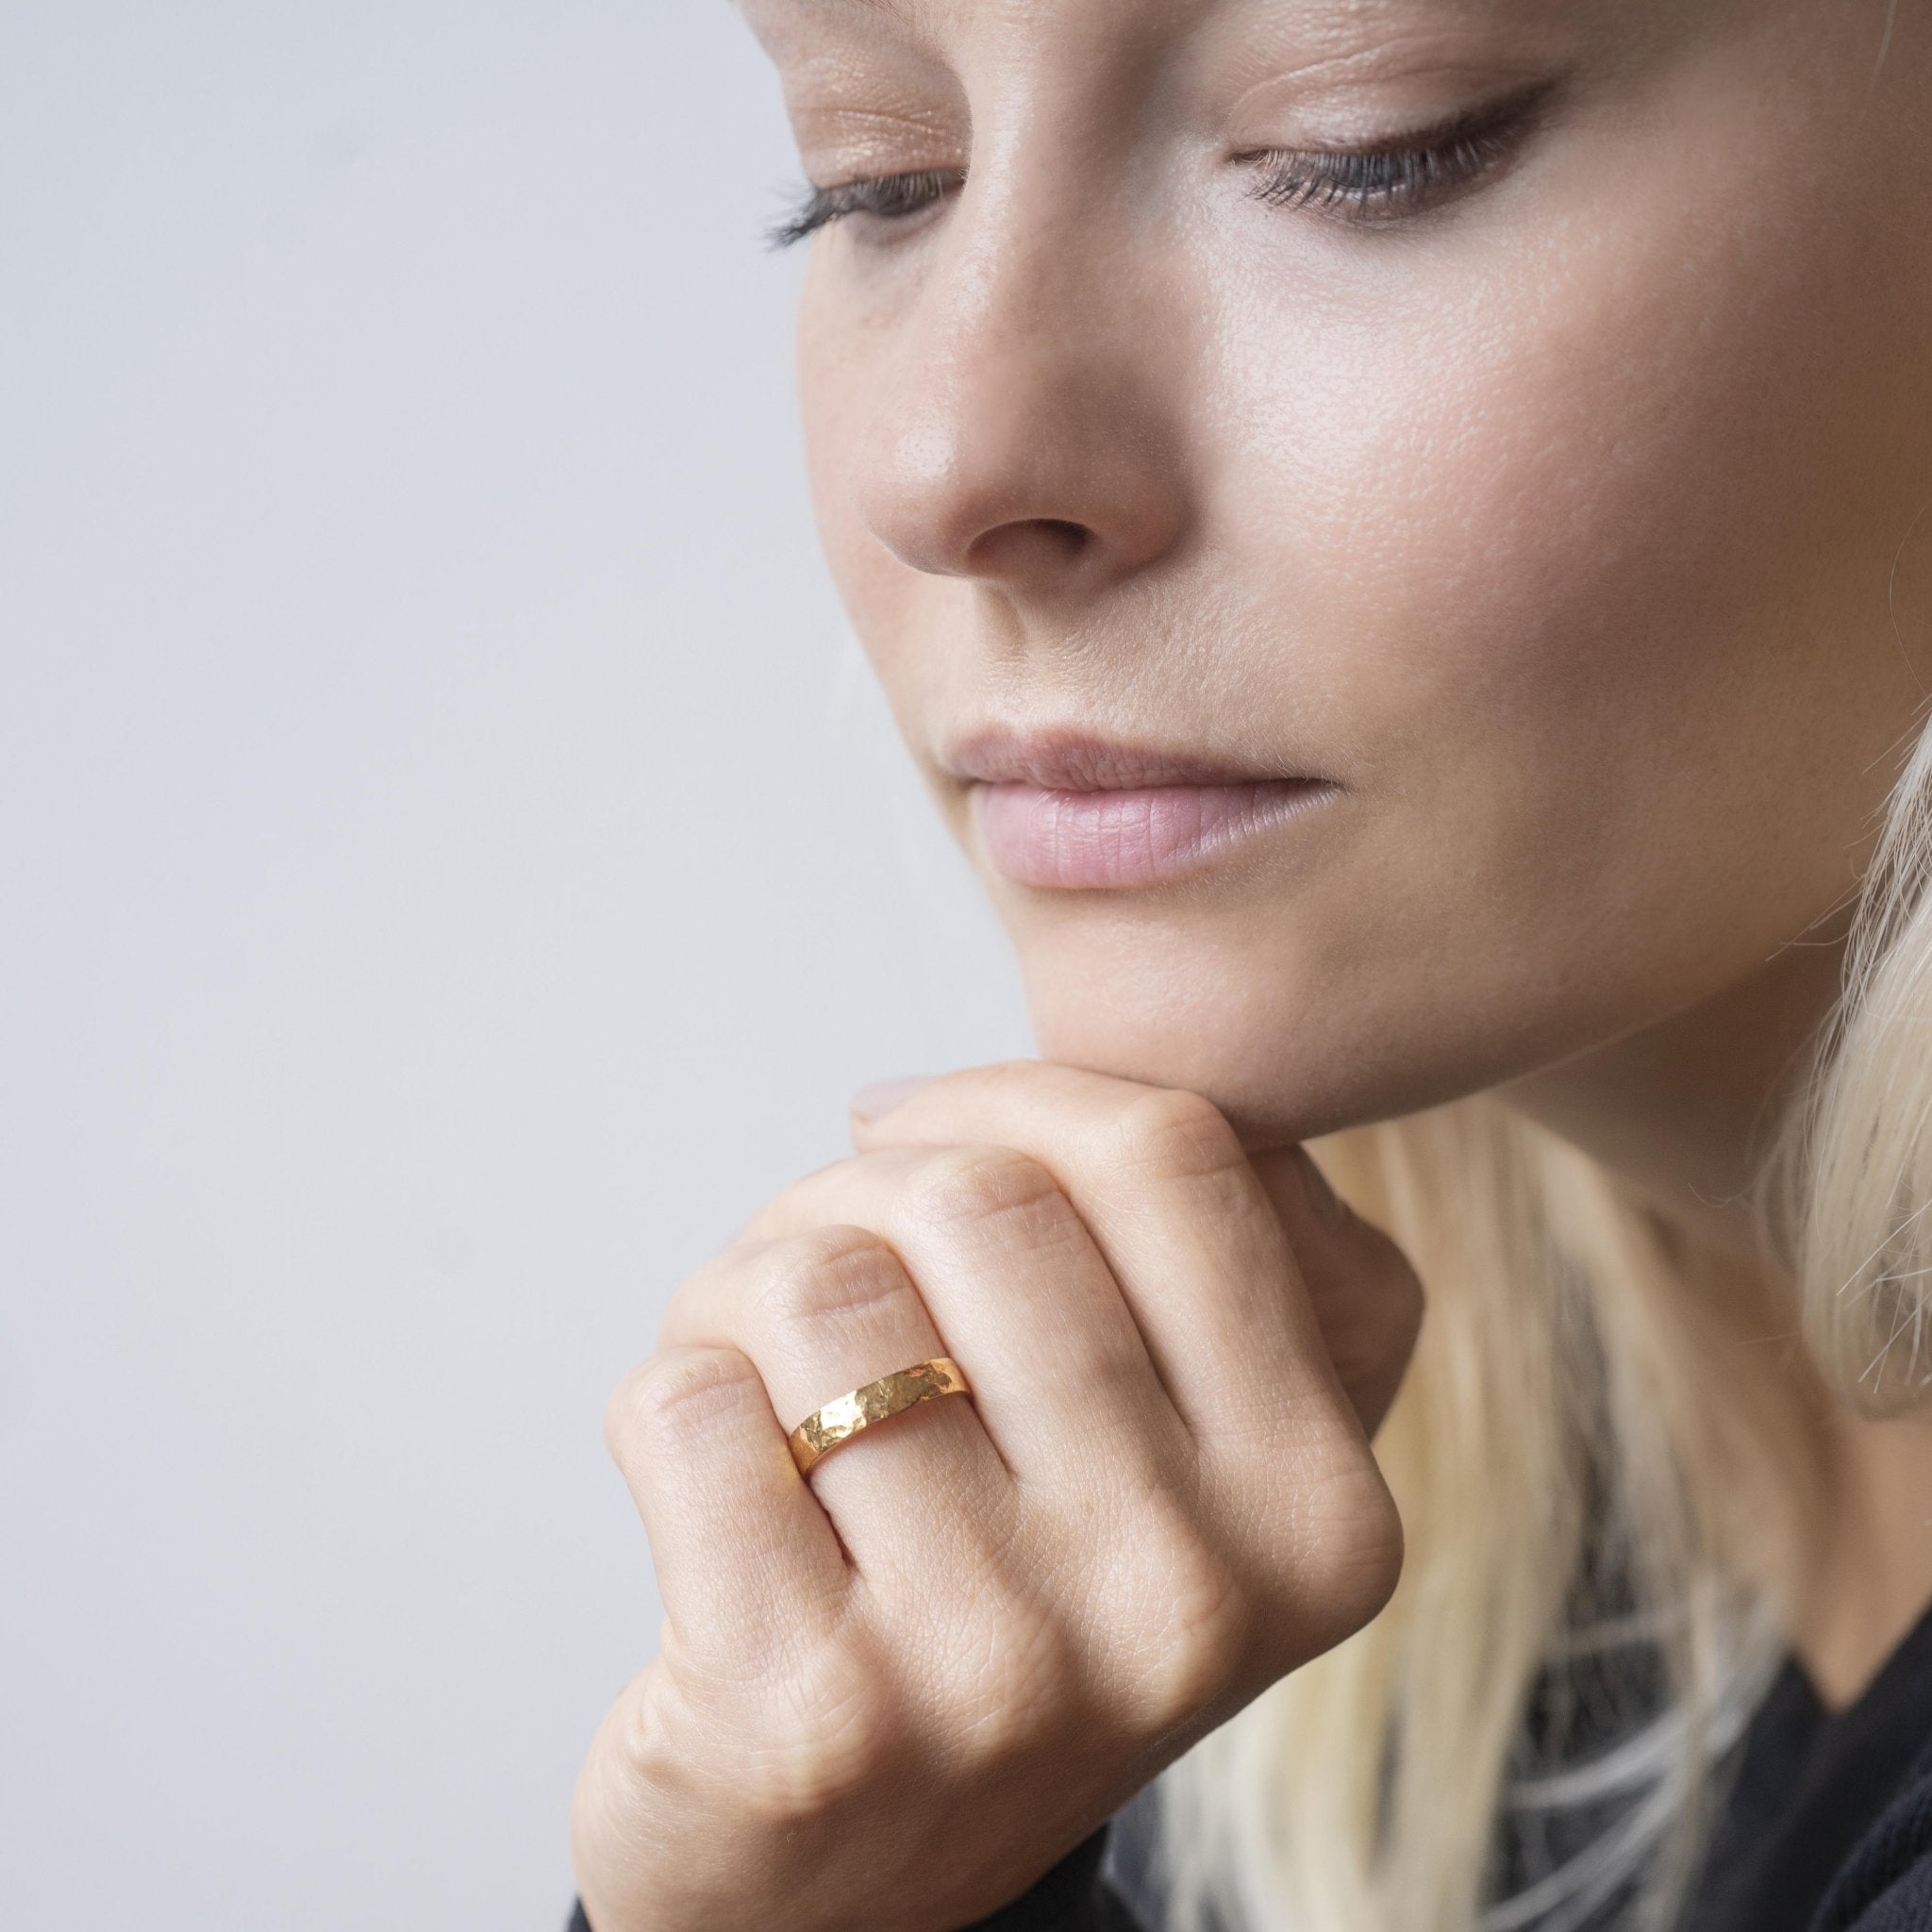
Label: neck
xmin=1492 ymin=933 xmax=1847 ymax=1283
xmin=1491 ymin=928 xmax=1932 ymax=1710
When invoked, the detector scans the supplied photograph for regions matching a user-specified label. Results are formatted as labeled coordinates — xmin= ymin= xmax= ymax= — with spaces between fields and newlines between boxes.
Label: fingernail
xmin=849 ymin=1074 xmax=937 ymax=1123
xmin=1297 ymin=1147 xmax=1349 ymax=1228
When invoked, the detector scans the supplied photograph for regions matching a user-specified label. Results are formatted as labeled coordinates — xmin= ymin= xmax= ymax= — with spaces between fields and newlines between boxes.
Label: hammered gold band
xmin=788 ymin=1357 xmax=974 ymax=1477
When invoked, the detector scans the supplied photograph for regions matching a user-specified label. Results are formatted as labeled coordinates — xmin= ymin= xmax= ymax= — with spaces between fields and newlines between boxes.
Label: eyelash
xmin=767 ymin=169 xmax=958 ymax=249
xmin=1243 ymin=103 xmax=1528 ymax=222
xmin=766 ymin=89 xmax=1545 ymax=250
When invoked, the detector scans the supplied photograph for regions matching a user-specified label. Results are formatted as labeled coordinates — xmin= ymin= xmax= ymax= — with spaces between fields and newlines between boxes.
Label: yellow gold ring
xmin=788 ymin=1357 xmax=974 ymax=1478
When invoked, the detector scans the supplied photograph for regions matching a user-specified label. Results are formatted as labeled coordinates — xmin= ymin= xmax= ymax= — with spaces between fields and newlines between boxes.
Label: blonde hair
xmin=1145 ymin=706 xmax=1932 ymax=1932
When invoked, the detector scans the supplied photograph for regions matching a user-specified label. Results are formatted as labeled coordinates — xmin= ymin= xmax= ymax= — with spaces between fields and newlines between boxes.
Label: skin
xmin=573 ymin=1 xmax=1932 ymax=1924
xmin=575 ymin=1074 xmax=1420 ymax=1930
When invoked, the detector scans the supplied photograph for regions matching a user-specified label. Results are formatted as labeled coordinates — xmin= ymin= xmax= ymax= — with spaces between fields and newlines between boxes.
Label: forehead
xmin=741 ymin=0 xmax=1580 ymax=32
xmin=739 ymin=0 xmax=1607 ymax=70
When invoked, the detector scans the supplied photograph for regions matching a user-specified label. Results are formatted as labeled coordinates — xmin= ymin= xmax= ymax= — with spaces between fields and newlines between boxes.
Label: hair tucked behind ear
xmin=1144 ymin=701 xmax=1932 ymax=1932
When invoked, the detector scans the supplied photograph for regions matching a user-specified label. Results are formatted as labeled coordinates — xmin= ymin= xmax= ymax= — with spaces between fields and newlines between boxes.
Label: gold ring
xmin=788 ymin=1357 xmax=973 ymax=1477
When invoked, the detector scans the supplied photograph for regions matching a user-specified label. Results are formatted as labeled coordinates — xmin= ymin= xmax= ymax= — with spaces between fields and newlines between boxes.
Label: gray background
xmin=0 ymin=4 xmax=1030 ymax=1924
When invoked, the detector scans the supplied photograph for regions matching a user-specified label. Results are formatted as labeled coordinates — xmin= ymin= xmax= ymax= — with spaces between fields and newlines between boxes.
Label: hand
xmin=570 ymin=1060 xmax=1422 ymax=1932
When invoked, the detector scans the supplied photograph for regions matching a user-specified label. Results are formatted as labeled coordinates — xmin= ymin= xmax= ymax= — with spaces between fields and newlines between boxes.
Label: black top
xmin=565 ymin=1596 xmax=1932 ymax=1931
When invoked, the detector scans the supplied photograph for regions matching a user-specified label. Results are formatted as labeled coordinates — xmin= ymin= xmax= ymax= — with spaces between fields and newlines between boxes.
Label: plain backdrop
xmin=0 ymin=4 xmax=1032 ymax=1924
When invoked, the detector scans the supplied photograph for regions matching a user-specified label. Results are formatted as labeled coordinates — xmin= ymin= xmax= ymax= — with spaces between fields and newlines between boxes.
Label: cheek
xmin=1020 ymin=128 xmax=1929 ymax=1132
xmin=1201 ymin=87 xmax=1928 ymax=999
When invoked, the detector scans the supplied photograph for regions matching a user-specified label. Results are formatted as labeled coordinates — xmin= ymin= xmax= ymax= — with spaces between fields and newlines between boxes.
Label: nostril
xmin=962 ymin=516 xmax=1094 ymax=579
xmin=1035 ymin=518 xmax=1091 ymax=553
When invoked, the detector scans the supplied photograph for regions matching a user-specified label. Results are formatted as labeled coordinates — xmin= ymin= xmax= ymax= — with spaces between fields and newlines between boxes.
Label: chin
xmin=1014 ymin=931 xmax=1496 ymax=1153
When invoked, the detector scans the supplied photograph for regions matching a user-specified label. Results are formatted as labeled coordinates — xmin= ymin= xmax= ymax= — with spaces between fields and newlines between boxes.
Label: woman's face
xmin=744 ymin=0 xmax=1932 ymax=1148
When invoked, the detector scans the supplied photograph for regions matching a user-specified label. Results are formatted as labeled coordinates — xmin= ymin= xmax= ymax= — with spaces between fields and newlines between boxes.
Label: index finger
xmin=848 ymin=1061 xmax=1360 ymax=1457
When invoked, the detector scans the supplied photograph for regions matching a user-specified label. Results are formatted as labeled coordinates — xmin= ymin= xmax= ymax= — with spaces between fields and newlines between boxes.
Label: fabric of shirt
xmin=562 ymin=1596 xmax=1932 ymax=1931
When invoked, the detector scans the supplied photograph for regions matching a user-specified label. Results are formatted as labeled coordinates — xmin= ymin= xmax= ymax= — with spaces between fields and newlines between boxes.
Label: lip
xmin=942 ymin=726 xmax=1313 ymax=792
xmin=943 ymin=727 xmax=1339 ymax=890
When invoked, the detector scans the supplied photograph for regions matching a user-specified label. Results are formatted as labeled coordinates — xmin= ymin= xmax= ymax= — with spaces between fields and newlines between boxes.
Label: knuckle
xmin=941 ymin=1599 xmax=1084 ymax=1770
xmin=1324 ymin=1470 xmax=1407 ymax=1618
xmin=602 ymin=1659 xmax=683 ymax=1788
xmin=752 ymin=1224 xmax=914 ymax=1328
xmin=606 ymin=1344 xmax=760 ymax=1460
xmin=903 ymin=1142 xmax=1064 ymax=1235
xmin=1118 ymin=1530 xmax=1253 ymax=1734
xmin=1283 ymin=1461 xmax=1407 ymax=1658
xmin=742 ymin=1638 xmax=908 ymax=1824
xmin=1112 ymin=1088 xmax=1248 ymax=1186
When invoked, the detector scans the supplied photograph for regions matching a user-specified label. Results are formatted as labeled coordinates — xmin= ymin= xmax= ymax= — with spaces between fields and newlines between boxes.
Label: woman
xmin=568 ymin=1 xmax=1932 ymax=1927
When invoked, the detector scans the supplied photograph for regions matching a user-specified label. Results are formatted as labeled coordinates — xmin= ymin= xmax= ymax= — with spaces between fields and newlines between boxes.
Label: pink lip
xmin=944 ymin=728 xmax=1337 ymax=889
xmin=972 ymin=778 xmax=1336 ymax=888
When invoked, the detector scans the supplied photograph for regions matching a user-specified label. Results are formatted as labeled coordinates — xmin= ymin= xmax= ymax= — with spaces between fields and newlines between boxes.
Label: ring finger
xmin=708 ymin=1141 xmax=1187 ymax=1492
xmin=658 ymin=1219 xmax=1014 ymax=1583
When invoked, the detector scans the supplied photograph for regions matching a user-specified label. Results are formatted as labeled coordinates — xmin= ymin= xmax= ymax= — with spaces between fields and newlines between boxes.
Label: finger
xmin=604 ymin=1341 xmax=851 ymax=1667
xmin=1247 ymin=1144 xmax=1423 ymax=1438
xmin=658 ymin=1225 xmax=1012 ymax=1581
xmin=725 ymin=1144 xmax=1184 ymax=1492
xmin=847 ymin=1061 xmax=1358 ymax=1457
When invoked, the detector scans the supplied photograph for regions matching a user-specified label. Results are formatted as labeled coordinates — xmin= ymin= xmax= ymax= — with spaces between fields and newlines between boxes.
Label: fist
xmin=570 ymin=1061 xmax=1422 ymax=1932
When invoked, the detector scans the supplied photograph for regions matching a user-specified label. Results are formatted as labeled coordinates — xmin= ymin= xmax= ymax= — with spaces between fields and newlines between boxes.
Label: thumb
xmin=1248 ymin=1145 xmax=1424 ymax=1441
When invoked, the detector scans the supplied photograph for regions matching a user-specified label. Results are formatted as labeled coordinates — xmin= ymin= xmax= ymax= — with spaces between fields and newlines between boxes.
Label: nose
xmin=849 ymin=182 xmax=1193 ymax=601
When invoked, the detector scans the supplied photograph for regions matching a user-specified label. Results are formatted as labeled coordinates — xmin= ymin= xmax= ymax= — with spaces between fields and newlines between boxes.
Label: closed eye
xmin=1240 ymin=79 xmax=1558 ymax=225
xmin=766 ymin=168 xmax=960 ymax=249
xmin=765 ymin=78 xmax=1556 ymax=250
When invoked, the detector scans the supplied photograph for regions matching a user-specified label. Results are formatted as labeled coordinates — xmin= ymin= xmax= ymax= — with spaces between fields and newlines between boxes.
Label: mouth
xmin=941 ymin=726 xmax=1341 ymax=891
